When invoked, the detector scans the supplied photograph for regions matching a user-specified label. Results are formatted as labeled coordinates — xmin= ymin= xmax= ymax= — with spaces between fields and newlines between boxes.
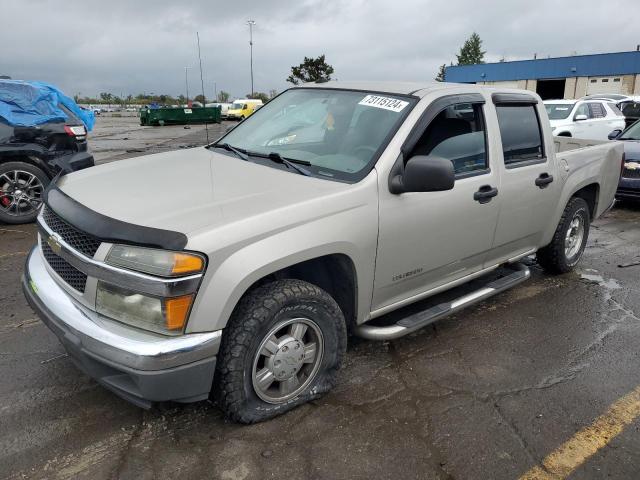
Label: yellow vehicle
xmin=227 ymin=99 xmax=263 ymax=120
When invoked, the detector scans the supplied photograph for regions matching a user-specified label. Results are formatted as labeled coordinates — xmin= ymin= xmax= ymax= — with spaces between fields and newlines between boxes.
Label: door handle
xmin=535 ymin=173 xmax=554 ymax=188
xmin=473 ymin=185 xmax=498 ymax=204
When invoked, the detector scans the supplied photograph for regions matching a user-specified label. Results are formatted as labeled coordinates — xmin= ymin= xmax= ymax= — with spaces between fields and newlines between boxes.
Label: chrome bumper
xmin=23 ymin=247 xmax=221 ymax=406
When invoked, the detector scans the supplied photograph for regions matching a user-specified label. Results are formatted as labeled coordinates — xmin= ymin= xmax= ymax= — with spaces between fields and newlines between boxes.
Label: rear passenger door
xmin=485 ymin=94 xmax=559 ymax=266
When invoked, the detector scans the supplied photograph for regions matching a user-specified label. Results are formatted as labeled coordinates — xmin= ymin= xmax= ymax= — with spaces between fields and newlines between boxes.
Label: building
xmin=445 ymin=50 xmax=640 ymax=99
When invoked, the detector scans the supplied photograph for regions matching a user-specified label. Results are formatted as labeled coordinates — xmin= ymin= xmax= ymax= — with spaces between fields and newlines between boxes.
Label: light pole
xmin=184 ymin=66 xmax=191 ymax=106
xmin=247 ymin=20 xmax=255 ymax=96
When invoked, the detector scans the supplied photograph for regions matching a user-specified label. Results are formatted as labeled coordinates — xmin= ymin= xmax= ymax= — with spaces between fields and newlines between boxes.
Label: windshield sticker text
xmin=359 ymin=95 xmax=409 ymax=113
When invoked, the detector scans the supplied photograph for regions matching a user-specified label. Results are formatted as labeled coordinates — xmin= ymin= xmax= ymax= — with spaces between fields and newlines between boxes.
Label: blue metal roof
xmin=445 ymin=51 xmax=640 ymax=83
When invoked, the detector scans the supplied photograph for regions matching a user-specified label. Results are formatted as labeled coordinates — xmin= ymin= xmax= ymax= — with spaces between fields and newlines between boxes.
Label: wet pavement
xmin=1 ymin=118 xmax=640 ymax=479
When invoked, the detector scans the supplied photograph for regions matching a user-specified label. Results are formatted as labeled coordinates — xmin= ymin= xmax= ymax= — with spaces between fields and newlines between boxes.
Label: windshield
xmin=619 ymin=120 xmax=640 ymax=140
xmin=545 ymin=103 xmax=575 ymax=120
xmin=217 ymin=88 xmax=416 ymax=181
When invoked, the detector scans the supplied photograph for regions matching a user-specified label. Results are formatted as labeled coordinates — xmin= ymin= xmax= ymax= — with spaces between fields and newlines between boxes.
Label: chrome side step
xmin=354 ymin=263 xmax=531 ymax=341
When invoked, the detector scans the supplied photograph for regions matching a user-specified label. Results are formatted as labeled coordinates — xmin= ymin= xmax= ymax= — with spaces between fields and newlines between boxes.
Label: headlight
xmin=96 ymin=281 xmax=193 ymax=335
xmin=106 ymin=245 xmax=205 ymax=277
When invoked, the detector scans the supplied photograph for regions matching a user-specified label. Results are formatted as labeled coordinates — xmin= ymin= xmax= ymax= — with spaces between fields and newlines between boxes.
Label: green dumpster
xmin=139 ymin=106 xmax=221 ymax=126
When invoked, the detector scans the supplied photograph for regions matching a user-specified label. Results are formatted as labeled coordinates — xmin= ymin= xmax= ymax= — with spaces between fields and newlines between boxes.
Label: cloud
xmin=0 ymin=0 xmax=637 ymax=99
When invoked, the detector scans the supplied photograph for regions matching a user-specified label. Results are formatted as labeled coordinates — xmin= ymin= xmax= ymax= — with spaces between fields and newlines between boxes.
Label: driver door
xmin=372 ymin=96 xmax=502 ymax=313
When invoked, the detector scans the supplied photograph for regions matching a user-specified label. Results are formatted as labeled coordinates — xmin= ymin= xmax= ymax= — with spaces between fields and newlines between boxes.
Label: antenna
xmin=196 ymin=31 xmax=209 ymax=145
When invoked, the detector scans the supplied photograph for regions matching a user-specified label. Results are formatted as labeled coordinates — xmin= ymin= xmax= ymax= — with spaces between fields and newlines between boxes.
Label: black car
xmin=609 ymin=119 xmax=640 ymax=201
xmin=0 ymin=104 xmax=94 ymax=224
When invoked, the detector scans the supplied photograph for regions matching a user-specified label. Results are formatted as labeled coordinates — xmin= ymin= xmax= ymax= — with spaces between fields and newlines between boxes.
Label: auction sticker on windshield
xmin=359 ymin=95 xmax=409 ymax=112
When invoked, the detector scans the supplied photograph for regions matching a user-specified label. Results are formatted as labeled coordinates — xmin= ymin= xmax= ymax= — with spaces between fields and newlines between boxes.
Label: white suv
xmin=544 ymin=99 xmax=625 ymax=140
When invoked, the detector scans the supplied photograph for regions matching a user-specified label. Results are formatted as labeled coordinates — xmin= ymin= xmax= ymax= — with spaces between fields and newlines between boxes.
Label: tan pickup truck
xmin=23 ymin=81 xmax=623 ymax=423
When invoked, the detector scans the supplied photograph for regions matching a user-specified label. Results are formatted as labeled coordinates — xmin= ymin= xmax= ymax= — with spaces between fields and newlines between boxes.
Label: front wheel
xmin=213 ymin=279 xmax=347 ymax=423
xmin=537 ymin=197 xmax=590 ymax=274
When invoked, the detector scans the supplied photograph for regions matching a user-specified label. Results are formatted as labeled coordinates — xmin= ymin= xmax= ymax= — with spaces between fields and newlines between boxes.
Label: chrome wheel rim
xmin=0 ymin=170 xmax=44 ymax=218
xmin=252 ymin=317 xmax=324 ymax=404
xmin=564 ymin=213 xmax=585 ymax=259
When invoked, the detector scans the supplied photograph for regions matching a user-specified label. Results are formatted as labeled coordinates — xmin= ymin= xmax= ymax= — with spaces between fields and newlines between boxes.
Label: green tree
xmin=456 ymin=32 xmax=486 ymax=65
xmin=217 ymin=90 xmax=230 ymax=102
xmin=247 ymin=92 xmax=269 ymax=103
xmin=286 ymin=54 xmax=334 ymax=85
xmin=435 ymin=64 xmax=447 ymax=82
xmin=194 ymin=94 xmax=206 ymax=103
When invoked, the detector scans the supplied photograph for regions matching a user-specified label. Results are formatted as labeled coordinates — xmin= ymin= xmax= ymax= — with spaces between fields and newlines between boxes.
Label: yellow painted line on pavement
xmin=519 ymin=385 xmax=640 ymax=480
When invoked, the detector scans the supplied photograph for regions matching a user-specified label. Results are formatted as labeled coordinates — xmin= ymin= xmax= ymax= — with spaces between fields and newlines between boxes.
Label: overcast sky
xmin=1 ymin=0 xmax=638 ymax=100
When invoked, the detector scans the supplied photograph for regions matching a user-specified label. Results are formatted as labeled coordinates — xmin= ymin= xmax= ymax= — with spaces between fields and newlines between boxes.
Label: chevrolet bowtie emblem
xmin=47 ymin=234 xmax=62 ymax=255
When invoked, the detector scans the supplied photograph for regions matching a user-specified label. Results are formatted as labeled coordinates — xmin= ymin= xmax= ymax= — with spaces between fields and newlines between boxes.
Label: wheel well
xmin=556 ymin=131 xmax=572 ymax=137
xmin=572 ymin=183 xmax=599 ymax=219
xmin=0 ymin=154 xmax=54 ymax=178
xmin=245 ymin=254 xmax=358 ymax=331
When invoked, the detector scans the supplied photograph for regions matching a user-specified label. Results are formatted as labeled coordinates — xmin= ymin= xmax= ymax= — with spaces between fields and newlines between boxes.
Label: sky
xmin=1 ymin=0 xmax=638 ymax=100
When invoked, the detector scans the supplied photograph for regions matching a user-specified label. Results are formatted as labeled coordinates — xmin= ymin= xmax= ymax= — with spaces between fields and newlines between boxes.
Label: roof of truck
xmin=300 ymin=80 xmax=472 ymax=97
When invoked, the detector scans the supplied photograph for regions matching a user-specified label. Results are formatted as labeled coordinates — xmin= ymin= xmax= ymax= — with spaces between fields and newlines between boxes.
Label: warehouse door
xmin=536 ymin=79 xmax=566 ymax=100
xmin=586 ymin=76 xmax=623 ymax=95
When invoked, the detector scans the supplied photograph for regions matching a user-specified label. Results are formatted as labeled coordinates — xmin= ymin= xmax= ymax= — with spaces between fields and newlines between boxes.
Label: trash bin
xmin=139 ymin=106 xmax=221 ymax=126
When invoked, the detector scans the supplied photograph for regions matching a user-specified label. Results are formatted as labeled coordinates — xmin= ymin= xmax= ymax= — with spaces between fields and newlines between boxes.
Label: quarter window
xmin=409 ymin=103 xmax=488 ymax=175
xmin=495 ymin=105 xmax=544 ymax=165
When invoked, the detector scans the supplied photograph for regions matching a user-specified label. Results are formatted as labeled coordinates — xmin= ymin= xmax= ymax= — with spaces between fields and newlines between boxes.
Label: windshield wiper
xmin=265 ymin=152 xmax=312 ymax=176
xmin=210 ymin=143 xmax=249 ymax=161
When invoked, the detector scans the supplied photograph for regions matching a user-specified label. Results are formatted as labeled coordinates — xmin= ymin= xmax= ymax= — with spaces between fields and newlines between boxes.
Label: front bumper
xmin=616 ymin=177 xmax=640 ymax=200
xmin=22 ymin=247 xmax=221 ymax=408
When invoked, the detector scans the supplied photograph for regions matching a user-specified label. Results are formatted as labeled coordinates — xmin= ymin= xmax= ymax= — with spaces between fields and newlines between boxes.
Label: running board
xmin=354 ymin=263 xmax=531 ymax=341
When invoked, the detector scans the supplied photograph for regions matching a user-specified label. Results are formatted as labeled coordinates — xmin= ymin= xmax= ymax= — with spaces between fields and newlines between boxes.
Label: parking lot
xmin=0 ymin=115 xmax=638 ymax=479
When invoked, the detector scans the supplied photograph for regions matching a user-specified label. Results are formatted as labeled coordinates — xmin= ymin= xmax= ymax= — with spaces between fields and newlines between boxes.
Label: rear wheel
xmin=213 ymin=279 xmax=347 ymax=423
xmin=537 ymin=197 xmax=590 ymax=273
xmin=0 ymin=162 xmax=49 ymax=224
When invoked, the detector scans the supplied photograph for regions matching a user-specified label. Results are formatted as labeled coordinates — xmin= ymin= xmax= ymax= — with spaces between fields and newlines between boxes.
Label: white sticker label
xmin=359 ymin=95 xmax=409 ymax=113
xmin=184 ymin=108 xmax=192 ymax=114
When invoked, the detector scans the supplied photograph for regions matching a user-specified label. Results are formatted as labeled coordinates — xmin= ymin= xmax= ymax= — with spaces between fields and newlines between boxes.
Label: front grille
xmin=41 ymin=238 xmax=87 ymax=293
xmin=42 ymin=206 xmax=101 ymax=257
xmin=622 ymin=167 xmax=640 ymax=179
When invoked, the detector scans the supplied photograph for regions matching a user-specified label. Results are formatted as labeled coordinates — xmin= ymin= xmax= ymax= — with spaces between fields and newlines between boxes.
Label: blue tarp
xmin=0 ymin=80 xmax=95 ymax=131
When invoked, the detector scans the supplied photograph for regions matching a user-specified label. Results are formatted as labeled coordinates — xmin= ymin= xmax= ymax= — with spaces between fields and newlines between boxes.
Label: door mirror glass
xmin=608 ymin=129 xmax=623 ymax=140
xmin=390 ymin=155 xmax=455 ymax=194
xmin=574 ymin=114 xmax=588 ymax=121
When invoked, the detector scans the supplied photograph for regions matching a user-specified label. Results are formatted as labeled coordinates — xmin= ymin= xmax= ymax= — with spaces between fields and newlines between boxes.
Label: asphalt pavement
xmin=1 ymin=115 xmax=640 ymax=479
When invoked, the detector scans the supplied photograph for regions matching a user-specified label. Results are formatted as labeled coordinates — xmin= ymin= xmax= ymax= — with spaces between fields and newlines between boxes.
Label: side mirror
xmin=608 ymin=129 xmax=623 ymax=140
xmin=389 ymin=155 xmax=455 ymax=194
xmin=574 ymin=114 xmax=588 ymax=121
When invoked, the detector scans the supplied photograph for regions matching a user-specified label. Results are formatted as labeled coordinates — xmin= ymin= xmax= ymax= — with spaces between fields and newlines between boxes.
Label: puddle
xmin=579 ymin=272 xmax=621 ymax=290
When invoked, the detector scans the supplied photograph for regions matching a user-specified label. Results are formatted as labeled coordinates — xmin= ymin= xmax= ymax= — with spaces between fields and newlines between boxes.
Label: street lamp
xmin=247 ymin=20 xmax=256 ymax=96
xmin=184 ymin=66 xmax=192 ymax=106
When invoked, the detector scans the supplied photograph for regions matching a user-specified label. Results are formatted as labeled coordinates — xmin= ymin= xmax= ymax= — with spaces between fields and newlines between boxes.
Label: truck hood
xmin=549 ymin=119 xmax=569 ymax=129
xmin=57 ymin=147 xmax=350 ymax=237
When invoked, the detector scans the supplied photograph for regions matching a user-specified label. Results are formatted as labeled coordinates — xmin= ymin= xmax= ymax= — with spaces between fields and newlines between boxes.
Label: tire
xmin=213 ymin=279 xmax=347 ymax=424
xmin=0 ymin=161 xmax=49 ymax=224
xmin=537 ymin=197 xmax=590 ymax=274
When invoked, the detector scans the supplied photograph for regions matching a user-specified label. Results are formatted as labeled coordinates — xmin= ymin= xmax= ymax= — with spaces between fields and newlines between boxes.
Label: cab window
xmin=409 ymin=103 xmax=488 ymax=175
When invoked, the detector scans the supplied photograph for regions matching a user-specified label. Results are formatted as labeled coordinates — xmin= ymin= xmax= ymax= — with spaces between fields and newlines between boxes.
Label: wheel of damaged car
xmin=0 ymin=162 xmax=49 ymax=224
xmin=537 ymin=197 xmax=590 ymax=274
xmin=213 ymin=279 xmax=347 ymax=423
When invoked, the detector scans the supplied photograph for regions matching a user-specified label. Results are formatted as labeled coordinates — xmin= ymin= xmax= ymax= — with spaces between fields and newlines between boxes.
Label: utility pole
xmin=184 ymin=66 xmax=191 ymax=106
xmin=247 ymin=20 xmax=256 ymax=96
xmin=214 ymin=82 xmax=217 ymax=102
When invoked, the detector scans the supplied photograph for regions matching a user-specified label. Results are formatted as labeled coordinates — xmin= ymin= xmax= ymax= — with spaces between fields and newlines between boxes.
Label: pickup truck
xmin=22 ymin=82 xmax=623 ymax=423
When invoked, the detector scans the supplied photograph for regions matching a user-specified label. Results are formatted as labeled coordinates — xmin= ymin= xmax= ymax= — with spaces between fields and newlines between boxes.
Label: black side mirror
xmin=389 ymin=155 xmax=455 ymax=194
xmin=608 ymin=129 xmax=623 ymax=140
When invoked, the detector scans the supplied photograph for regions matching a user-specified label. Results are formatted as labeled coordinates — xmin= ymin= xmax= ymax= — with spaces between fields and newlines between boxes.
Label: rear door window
xmin=588 ymin=103 xmax=606 ymax=118
xmin=495 ymin=105 xmax=544 ymax=166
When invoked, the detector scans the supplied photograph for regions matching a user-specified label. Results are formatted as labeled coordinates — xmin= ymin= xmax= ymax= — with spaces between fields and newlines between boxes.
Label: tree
xmin=287 ymin=54 xmax=334 ymax=85
xmin=268 ymin=89 xmax=278 ymax=99
xmin=217 ymin=90 xmax=230 ymax=102
xmin=194 ymin=94 xmax=206 ymax=103
xmin=456 ymin=32 xmax=486 ymax=65
xmin=435 ymin=64 xmax=447 ymax=82
xmin=247 ymin=92 xmax=269 ymax=103
xmin=99 ymin=92 xmax=113 ymax=104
